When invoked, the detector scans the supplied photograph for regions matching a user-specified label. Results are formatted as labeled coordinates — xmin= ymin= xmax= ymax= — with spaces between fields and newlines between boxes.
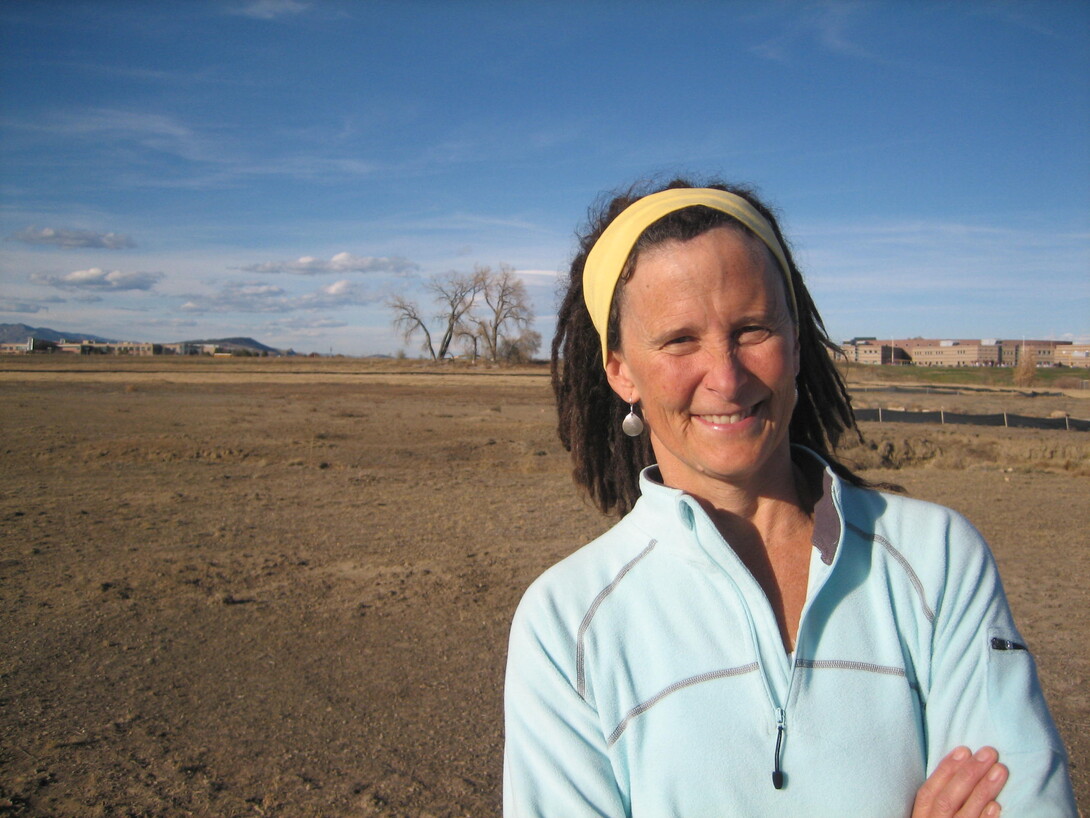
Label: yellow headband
xmin=582 ymin=187 xmax=797 ymax=366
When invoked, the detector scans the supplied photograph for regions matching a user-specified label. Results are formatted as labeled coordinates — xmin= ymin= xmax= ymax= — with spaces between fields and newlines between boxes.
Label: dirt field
xmin=1 ymin=357 xmax=1087 ymax=816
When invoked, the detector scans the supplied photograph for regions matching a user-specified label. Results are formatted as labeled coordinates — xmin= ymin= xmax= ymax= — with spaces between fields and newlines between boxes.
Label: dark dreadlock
xmin=551 ymin=178 xmax=874 ymax=517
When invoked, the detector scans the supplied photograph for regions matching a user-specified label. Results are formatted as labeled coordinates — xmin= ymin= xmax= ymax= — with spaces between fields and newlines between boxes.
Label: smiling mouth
xmin=701 ymin=405 xmax=756 ymax=425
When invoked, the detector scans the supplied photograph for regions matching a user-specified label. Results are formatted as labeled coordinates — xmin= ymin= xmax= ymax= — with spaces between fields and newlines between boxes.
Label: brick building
xmin=840 ymin=338 xmax=1075 ymax=367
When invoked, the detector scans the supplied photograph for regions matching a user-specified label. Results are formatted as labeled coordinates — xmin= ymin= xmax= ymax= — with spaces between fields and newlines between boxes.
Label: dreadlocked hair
xmin=552 ymin=177 xmax=880 ymax=517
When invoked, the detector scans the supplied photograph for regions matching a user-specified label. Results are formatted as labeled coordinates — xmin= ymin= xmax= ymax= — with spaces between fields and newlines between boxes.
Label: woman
xmin=503 ymin=180 xmax=1076 ymax=816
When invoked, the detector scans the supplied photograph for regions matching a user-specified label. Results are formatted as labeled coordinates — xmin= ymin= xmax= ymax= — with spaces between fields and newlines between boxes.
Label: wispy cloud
xmin=264 ymin=316 xmax=349 ymax=332
xmin=751 ymin=1 xmax=874 ymax=62
xmin=228 ymin=0 xmax=311 ymax=20
xmin=0 ymin=300 xmax=48 ymax=314
xmin=179 ymin=278 xmax=380 ymax=314
xmin=969 ymin=3 xmax=1069 ymax=41
xmin=6 ymin=107 xmax=216 ymax=166
xmin=31 ymin=268 xmax=164 ymax=291
xmin=9 ymin=226 xmax=135 ymax=249
xmin=795 ymin=218 xmax=1090 ymax=304
xmin=3 ymin=105 xmax=388 ymax=189
xmin=237 ymin=251 xmax=419 ymax=275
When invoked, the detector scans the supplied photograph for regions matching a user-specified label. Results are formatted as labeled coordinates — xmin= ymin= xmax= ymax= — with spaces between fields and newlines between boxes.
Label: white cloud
xmin=514 ymin=268 xmax=563 ymax=281
xmin=237 ymin=251 xmax=419 ymax=275
xmin=8 ymin=226 xmax=135 ymax=249
xmin=322 ymin=279 xmax=352 ymax=296
xmin=31 ymin=268 xmax=164 ymax=291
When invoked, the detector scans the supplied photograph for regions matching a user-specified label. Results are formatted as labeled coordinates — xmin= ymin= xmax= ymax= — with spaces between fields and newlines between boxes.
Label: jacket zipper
xmin=772 ymin=707 xmax=786 ymax=789
xmin=990 ymin=637 xmax=1027 ymax=651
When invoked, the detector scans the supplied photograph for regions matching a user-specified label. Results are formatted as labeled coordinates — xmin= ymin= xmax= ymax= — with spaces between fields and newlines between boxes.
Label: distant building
xmin=839 ymin=338 xmax=1075 ymax=367
xmin=55 ymin=340 xmax=100 ymax=354
xmin=111 ymin=341 xmax=160 ymax=356
xmin=161 ymin=342 xmax=201 ymax=355
xmin=907 ymin=339 xmax=1000 ymax=367
xmin=840 ymin=340 xmax=911 ymax=365
xmin=0 ymin=337 xmax=41 ymax=354
xmin=995 ymin=340 xmax=1066 ymax=367
xmin=0 ymin=337 xmax=164 ymax=355
xmin=1054 ymin=344 xmax=1090 ymax=366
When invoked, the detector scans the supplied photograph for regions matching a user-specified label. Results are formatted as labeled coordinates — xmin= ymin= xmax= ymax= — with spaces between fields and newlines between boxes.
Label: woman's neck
xmin=679 ymin=453 xmax=819 ymax=653
xmin=676 ymin=449 xmax=812 ymax=538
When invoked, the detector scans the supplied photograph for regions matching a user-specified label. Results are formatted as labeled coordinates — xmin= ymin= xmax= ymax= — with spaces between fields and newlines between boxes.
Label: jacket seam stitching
xmin=606 ymin=663 xmax=760 ymax=747
xmin=846 ymin=522 xmax=935 ymax=622
xmin=795 ymin=659 xmax=906 ymax=676
xmin=575 ymin=538 xmax=658 ymax=699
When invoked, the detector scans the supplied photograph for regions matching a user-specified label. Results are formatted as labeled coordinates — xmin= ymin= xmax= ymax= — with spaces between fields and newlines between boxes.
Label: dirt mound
xmin=839 ymin=424 xmax=1090 ymax=476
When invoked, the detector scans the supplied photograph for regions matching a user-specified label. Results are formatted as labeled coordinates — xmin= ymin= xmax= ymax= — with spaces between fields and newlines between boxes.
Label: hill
xmin=0 ymin=323 xmax=117 ymax=344
xmin=0 ymin=324 xmax=287 ymax=355
xmin=175 ymin=337 xmax=287 ymax=355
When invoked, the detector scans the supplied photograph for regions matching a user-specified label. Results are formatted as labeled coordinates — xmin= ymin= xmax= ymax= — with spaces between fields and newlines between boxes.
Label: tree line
xmin=388 ymin=264 xmax=541 ymax=363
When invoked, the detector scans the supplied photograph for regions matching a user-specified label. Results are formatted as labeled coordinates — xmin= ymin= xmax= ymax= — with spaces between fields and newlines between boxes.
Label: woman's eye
xmin=737 ymin=326 xmax=772 ymax=343
xmin=665 ymin=335 xmax=696 ymax=346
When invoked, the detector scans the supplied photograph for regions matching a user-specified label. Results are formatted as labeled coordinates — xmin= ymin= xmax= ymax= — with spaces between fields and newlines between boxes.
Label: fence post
xmin=940 ymin=408 xmax=944 ymax=425
xmin=1066 ymin=415 xmax=1070 ymax=431
xmin=878 ymin=407 xmax=882 ymax=423
xmin=1003 ymin=412 xmax=1008 ymax=428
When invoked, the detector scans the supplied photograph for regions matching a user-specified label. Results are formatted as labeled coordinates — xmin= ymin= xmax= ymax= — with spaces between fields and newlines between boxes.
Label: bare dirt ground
xmin=1 ymin=357 xmax=1087 ymax=816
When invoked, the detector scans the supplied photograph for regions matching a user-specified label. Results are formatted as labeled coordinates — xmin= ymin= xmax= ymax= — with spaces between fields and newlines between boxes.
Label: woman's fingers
xmin=953 ymin=750 xmax=1007 ymax=818
xmin=913 ymin=746 xmax=1008 ymax=818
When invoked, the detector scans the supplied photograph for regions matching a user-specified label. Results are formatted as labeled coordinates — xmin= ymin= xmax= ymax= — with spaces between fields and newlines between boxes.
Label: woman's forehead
xmin=636 ymin=224 xmax=768 ymax=263
xmin=625 ymin=228 xmax=785 ymax=303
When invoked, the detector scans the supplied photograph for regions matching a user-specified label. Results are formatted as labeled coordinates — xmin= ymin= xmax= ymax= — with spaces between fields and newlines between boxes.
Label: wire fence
xmin=849 ymin=384 xmax=1071 ymax=398
xmin=854 ymin=407 xmax=1090 ymax=432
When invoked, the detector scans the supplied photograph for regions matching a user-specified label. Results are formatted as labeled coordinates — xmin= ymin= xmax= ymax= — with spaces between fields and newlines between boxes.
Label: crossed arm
xmin=912 ymin=746 xmax=1007 ymax=818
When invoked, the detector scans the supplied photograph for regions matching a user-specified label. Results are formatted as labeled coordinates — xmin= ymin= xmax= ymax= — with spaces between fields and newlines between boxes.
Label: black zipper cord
xmin=772 ymin=720 xmax=785 ymax=789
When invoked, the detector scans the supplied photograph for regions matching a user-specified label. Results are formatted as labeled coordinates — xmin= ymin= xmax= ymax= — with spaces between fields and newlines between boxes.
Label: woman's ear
xmin=605 ymin=348 xmax=639 ymax=404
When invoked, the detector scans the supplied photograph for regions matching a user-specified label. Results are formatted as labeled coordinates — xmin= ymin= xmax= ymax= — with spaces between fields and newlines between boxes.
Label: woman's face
xmin=606 ymin=226 xmax=799 ymax=498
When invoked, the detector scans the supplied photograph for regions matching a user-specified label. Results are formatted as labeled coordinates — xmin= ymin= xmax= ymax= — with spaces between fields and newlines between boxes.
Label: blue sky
xmin=1 ymin=0 xmax=1088 ymax=355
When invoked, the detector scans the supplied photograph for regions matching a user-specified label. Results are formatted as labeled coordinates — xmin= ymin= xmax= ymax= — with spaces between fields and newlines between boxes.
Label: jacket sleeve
xmin=503 ymin=586 xmax=627 ymax=818
xmin=924 ymin=511 xmax=1077 ymax=816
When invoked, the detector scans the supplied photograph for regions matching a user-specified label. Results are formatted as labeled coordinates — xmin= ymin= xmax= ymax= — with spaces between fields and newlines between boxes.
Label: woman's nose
xmin=703 ymin=344 xmax=748 ymax=396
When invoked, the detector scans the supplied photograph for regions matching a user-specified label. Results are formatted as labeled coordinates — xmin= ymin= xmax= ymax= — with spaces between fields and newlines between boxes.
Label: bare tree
xmin=429 ymin=271 xmax=484 ymax=359
xmin=388 ymin=271 xmax=484 ymax=360
xmin=499 ymin=329 xmax=542 ymax=364
xmin=389 ymin=294 xmax=437 ymax=359
xmin=389 ymin=266 xmax=536 ymax=363
xmin=474 ymin=264 xmax=536 ymax=362
xmin=455 ymin=323 xmax=481 ymax=363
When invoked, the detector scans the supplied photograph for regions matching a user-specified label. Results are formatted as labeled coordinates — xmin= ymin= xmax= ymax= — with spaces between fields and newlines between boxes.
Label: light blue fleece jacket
xmin=503 ymin=450 xmax=1076 ymax=816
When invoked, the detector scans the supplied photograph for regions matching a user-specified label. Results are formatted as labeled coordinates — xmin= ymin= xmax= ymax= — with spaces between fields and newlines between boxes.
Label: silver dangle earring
xmin=622 ymin=403 xmax=645 ymax=437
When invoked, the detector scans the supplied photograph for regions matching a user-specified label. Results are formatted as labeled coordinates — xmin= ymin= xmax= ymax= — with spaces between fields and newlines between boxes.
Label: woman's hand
xmin=912 ymin=746 xmax=1008 ymax=817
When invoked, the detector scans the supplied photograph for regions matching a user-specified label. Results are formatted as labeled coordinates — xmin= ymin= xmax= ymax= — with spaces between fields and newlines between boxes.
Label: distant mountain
xmin=0 ymin=323 xmax=117 ymax=344
xmin=0 ymin=324 xmax=288 ymax=355
xmin=175 ymin=337 xmax=285 ymax=354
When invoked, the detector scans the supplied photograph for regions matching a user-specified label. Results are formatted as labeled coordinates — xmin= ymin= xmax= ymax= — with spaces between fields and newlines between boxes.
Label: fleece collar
xmin=634 ymin=445 xmax=844 ymax=566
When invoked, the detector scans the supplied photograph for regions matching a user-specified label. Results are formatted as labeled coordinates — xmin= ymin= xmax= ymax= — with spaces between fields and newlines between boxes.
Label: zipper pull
xmin=772 ymin=708 xmax=785 ymax=789
xmin=990 ymin=637 xmax=1027 ymax=651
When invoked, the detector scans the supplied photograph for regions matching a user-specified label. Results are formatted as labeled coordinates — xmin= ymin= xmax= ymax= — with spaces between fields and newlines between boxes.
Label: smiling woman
xmin=605 ymin=225 xmax=799 ymax=501
xmin=502 ymin=180 xmax=1077 ymax=817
